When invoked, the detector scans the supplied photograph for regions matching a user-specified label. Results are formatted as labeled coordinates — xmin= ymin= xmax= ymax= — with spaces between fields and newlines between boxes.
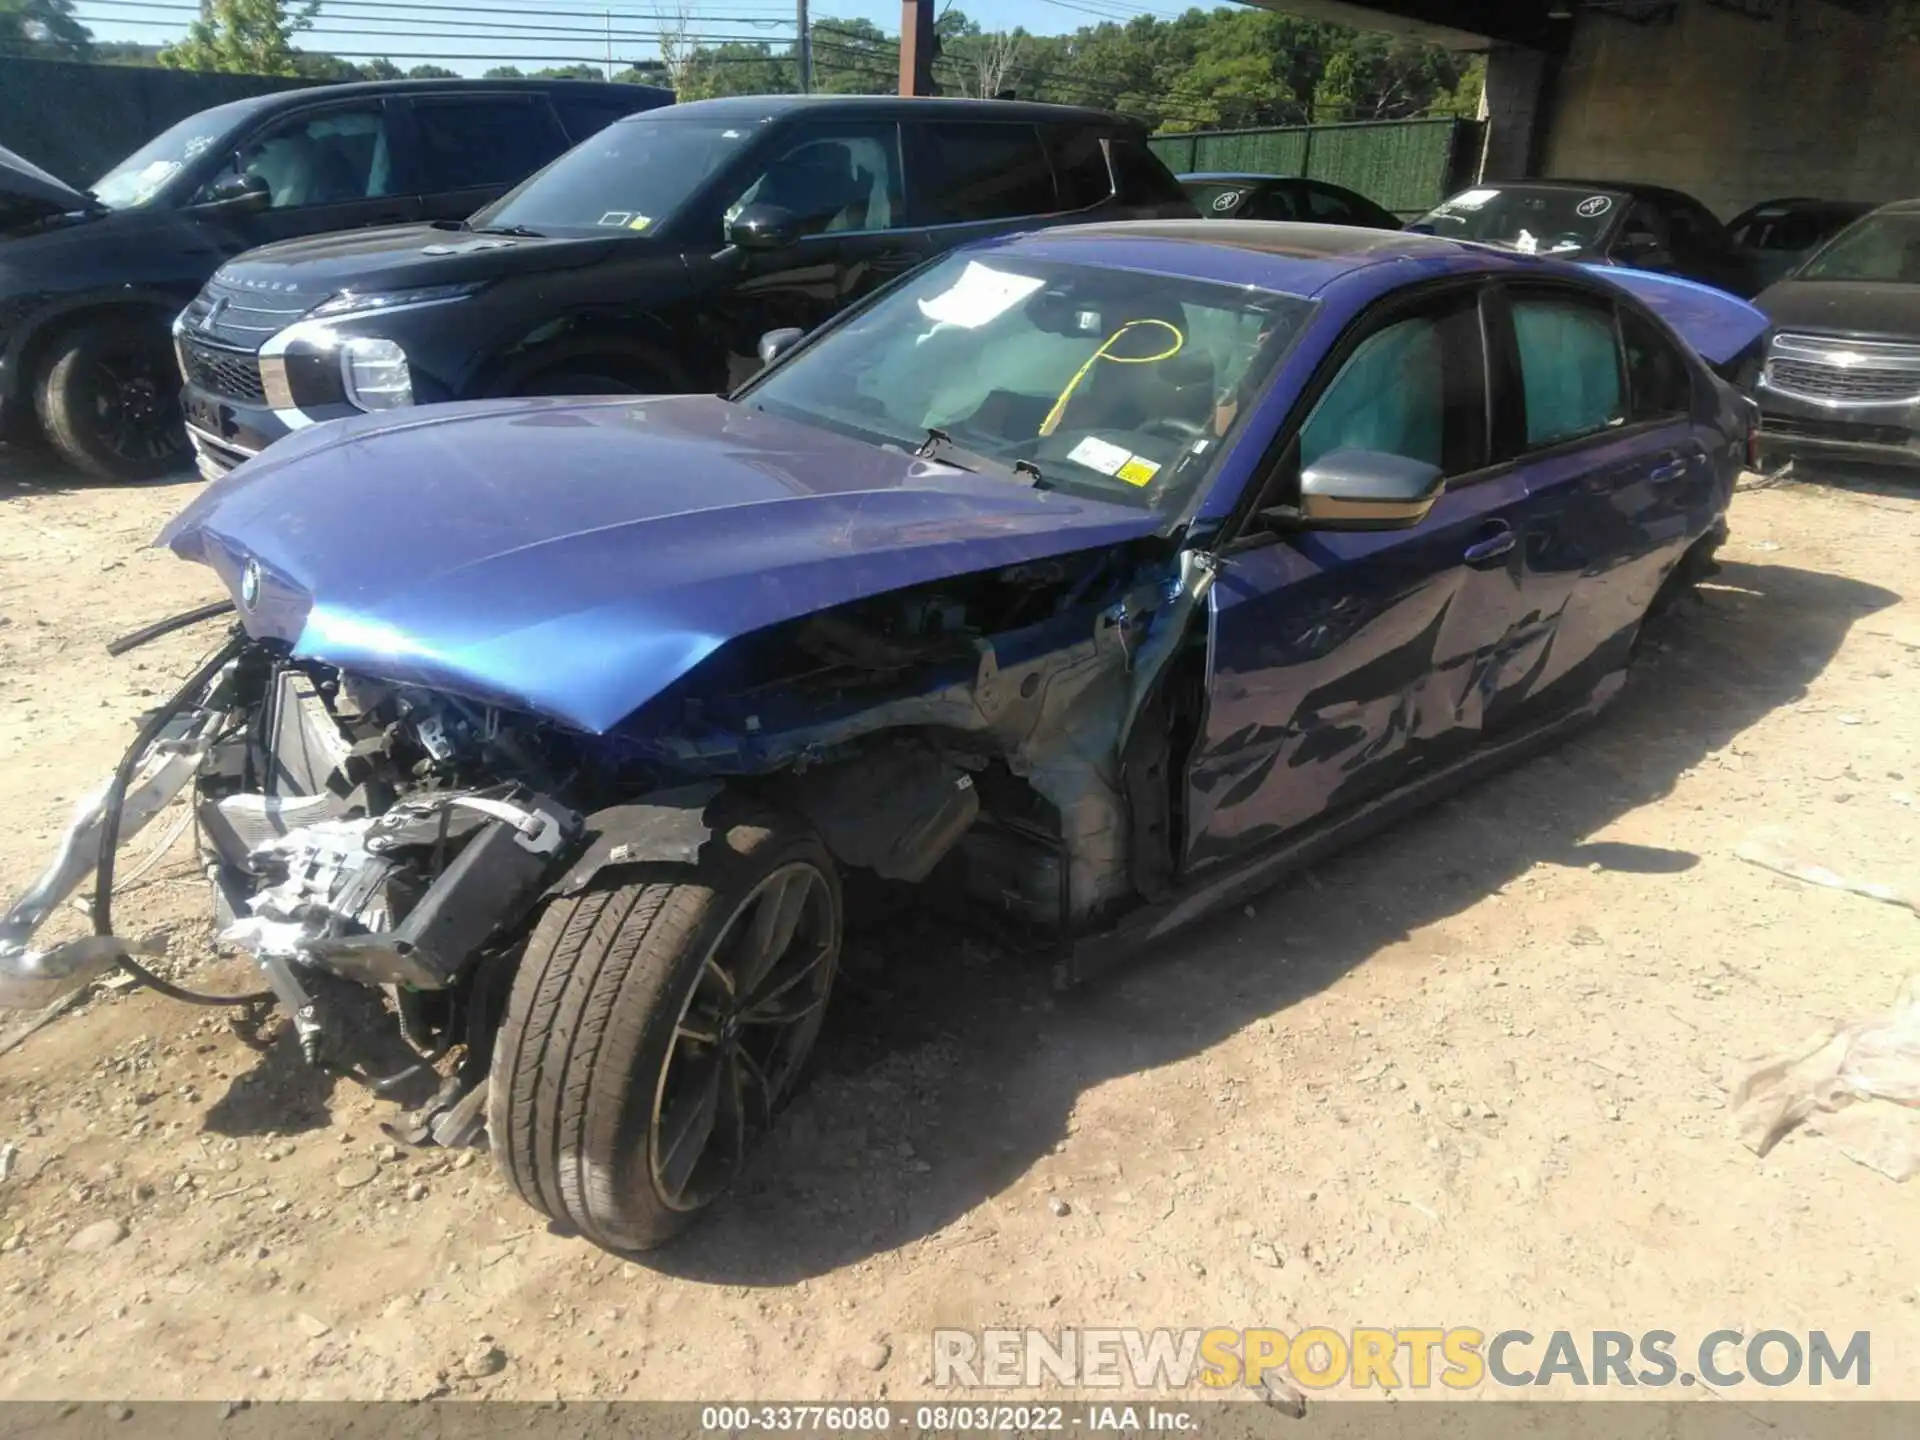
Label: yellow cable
xmin=1038 ymin=318 xmax=1185 ymax=437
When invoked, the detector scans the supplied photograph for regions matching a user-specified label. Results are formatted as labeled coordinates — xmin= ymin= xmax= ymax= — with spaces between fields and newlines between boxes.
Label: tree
xmin=0 ymin=0 xmax=93 ymax=59
xmin=482 ymin=64 xmax=524 ymax=79
xmin=613 ymin=60 xmax=671 ymax=87
xmin=407 ymin=63 xmax=458 ymax=79
xmin=533 ymin=62 xmax=601 ymax=80
xmin=358 ymin=56 xmax=403 ymax=80
xmin=159 ymin=0 xmax=318 ymax=77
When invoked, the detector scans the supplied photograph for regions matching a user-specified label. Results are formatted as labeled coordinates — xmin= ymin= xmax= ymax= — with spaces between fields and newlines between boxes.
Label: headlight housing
xmin=309 ymin=282 xmax=484 ymax=319
xmin=339 ymin=336 xmax=412 ymax=411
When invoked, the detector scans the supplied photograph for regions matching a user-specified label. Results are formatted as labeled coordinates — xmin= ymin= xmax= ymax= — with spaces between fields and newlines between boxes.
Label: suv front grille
xmin=1764 ymin=333 xmax=1920 ymax=407
xmin=179 ymin=279 xmax=313 ymax=348
xmin=180 ymin=337 xmax=266 ymax=403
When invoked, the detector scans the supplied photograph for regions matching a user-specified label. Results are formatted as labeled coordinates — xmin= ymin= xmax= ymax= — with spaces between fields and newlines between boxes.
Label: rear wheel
xmin=488 ymin=807 xmax=841 ymax=1251
xmin=33 ymin=317 xmax=188 ymax=481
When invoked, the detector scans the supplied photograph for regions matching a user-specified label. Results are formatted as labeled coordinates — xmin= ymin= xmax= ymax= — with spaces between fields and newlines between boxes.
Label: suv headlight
xmin=340 ymin=336 xmax=412 ymax=411
xmin=309 ymin=282 xmax=484 ymax=319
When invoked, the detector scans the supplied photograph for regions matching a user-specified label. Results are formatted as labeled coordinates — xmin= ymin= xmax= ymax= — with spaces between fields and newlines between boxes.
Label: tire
xmin=488 ymin=806 xmax=841 ymax=1251
xmin=33 ymin=317 xmax=188 ymax=482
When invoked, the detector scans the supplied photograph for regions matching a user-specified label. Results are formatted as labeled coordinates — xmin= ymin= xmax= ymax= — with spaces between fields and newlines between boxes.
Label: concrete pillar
xmin=1477 ymin=44 xmax=1552 ymax=181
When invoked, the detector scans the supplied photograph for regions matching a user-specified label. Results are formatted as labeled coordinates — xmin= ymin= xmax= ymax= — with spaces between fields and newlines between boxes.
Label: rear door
xmin=706 ymin=119 xmax=930 ymax=388
xmin=402 ymin=92 xmax=573 ymax=221
xmin=1189 ymin=283 xmax=1537 ymax=868
xmin=198 ymin=96 xmax=420 ymax=246
xmin=1487 ymin=281 xmax=1711 ymax=717
xmin=904 ymin=118 xmax=1065 ymax=255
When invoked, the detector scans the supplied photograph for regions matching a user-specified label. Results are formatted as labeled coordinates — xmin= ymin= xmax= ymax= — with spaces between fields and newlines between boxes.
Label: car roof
xmin=1873 ymin=198 xmax=1920 ymax=215
xmin=985 ymin=218 xmax=1486 ymax=296
xmin=1180 ymin=172 xmax=1290 ymax=184
xmin=177 ymin=77 xmax=673 ymax=131
xmin=630 ymin=93 xmax=1134 ymax=127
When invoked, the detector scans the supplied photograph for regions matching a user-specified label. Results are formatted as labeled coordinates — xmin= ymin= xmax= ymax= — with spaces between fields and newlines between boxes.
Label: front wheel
xmin=33 ymin=317 xmax=188 ymax=481
xmin=488 ymin=807 xmax=841 ymax=1251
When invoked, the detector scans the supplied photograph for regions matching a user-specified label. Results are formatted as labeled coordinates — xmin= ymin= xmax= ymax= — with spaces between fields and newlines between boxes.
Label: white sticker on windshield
xmin=1576 ymin=194 xmax=1613 ymax=218
xmin=1448 ymin=187 xmax=1500 ymax=210
xmin=1067 ymin=435 xmax=1134 ymax=476
xmin=917 ymin=260 xmax=1045 ymax=329
xmin=598 ymin=211 xmax=633 ymax=227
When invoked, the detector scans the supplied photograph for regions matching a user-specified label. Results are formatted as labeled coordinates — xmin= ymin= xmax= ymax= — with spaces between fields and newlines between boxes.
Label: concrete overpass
xmin=897 ymin=0 xmax=1920 ymax=217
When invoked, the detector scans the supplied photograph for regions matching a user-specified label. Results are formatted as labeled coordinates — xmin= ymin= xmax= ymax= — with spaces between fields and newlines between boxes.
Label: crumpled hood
xmin=1579 ymin=263 xmax=1770 ymax=367
xmin=158 ymin=395 xmax=1161 ymax=733
xmin=0 ymin=140 xmax=96 ymax=230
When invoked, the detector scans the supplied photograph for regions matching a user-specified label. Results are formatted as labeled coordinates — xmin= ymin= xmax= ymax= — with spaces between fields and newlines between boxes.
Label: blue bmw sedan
xmin=2 ymin=221 xmax=1766 ymax=1250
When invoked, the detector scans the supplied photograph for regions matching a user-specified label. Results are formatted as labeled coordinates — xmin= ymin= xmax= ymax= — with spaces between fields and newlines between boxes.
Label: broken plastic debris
xmin=1729 ymin=973 xmax=1920 ymax=1180
xmin=1732 ymin=837 xmax=1920 ymax=916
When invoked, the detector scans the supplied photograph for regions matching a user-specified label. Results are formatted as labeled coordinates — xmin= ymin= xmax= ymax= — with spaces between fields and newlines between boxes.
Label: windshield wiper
xmin=914 ymin=427 xmax=1050 ymax=488
xmin=473 ymin=224 xmax=544 ymax=238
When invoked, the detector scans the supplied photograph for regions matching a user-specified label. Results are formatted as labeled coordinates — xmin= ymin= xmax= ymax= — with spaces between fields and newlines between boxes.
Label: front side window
xmin=913 ymin=122 xmax=1057 ymax=224
xmin=724 ymin=123 xmax=904 ymax=237
xmin=1299 ymin=298 xmax=1484 ymax=476
xmin=1795 ymin=211 xmax=1920 ymax=283
xmin=212 ymin=105 xmax=397 ymax=210
xmin=1511 ymin=293 xmax=1624 ymax=447
xmin=1305 ymin=185 xmax=1357 ymax=225
xmin=471 ymin=115 xmax=761 ymax=237
xmin=742 ymin=252 xmax=1313 ymax=512
xmin=412 ymin=99 xmax=564 ymax=191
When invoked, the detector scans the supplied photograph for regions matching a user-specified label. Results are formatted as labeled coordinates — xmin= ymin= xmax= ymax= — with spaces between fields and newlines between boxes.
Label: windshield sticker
xmin=182 ymin=135 xmax=216 ymax=159
xmin=1067 ymin=435 xmax=1134 ymax=476
xmin=1448 ymin=187 xmax=1500 ymax=210
xmin=597 ymin=211 xmax=633 ymax=227
xmin=626 ymin=214 xmax=652 ymax=232
xmin=918 ymin=260 xmax=1045 ymax=329
xmin=1576 ymin=194 xmax=1614 ymax=218
xmin=1115 ymin=456 xmax=1161 ymax=487
xmin=1211 ymin=190 xmax=1245 ymax=212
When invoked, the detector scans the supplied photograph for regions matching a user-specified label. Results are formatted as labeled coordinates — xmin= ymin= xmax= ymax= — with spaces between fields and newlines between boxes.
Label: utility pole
xmin=898 ymin=0 xmax=934 ymax=96
xmin=797 ymin=0 xmax=813 ymax=92
xmin=605 ymin=11 xmax=614 ymax=80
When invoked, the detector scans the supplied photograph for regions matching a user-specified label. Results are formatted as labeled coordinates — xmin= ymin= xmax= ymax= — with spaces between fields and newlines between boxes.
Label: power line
xmin=76 ymin=0 xmax=796 ymax=31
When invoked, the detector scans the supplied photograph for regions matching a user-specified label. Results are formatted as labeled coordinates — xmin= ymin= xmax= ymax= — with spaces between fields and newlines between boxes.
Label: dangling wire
xmin=1039 ymin=318 xmax=1186 ymax=437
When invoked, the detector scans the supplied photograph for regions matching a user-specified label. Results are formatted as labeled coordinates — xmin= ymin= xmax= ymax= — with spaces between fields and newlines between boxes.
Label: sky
xmin=72 ymin=0 xmax=1212 ymax=75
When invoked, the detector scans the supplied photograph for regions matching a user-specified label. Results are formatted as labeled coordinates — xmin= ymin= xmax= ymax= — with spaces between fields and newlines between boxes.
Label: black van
xmin=0 ymin=78 xmax=672 ymax=480
xmin=173 ymin=94 xmax=1198 ymax=480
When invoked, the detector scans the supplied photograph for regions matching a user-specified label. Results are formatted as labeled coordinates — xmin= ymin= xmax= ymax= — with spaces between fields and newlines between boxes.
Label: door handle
xmin=1463 ymin=522 xmax=1516 ymax=566
xmin=1649 ymin=456 xmax=1689 ymax=483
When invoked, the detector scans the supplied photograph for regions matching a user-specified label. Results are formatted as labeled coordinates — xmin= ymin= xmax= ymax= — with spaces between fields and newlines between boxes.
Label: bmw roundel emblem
xmin=239 ymin=559 xmax=262 ymax=612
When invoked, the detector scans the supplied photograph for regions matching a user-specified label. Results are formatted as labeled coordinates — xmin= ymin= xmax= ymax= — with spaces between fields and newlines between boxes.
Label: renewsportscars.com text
xmin=931 ymin=1327 xmax=1872 ymax=1391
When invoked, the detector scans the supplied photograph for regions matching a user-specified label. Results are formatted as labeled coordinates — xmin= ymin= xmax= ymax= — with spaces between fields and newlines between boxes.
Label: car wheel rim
xmin=89 ymin=349 xmax=182 ymax=465
xmin=648 ymin=861 xmax=837 ymax=1213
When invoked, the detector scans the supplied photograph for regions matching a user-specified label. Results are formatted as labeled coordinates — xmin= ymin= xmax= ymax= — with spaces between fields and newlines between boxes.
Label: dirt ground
xmin=2 ymin=446 xmax=1918 ymax=1407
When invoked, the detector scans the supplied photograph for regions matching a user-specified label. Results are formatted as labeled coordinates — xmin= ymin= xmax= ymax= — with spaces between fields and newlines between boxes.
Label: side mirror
xmin=1272 ymin=448 xmax=1445 ymax=532
xmin=728 ymin=203 xmax=801 ymax=252
xmin=198 ymin=171 xmax=271 ymax=215
xmin=757 ymin=327 xmax=805 ymax=367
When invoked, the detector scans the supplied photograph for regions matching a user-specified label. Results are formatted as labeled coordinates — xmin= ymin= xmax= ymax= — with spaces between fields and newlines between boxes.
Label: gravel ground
xmin=1 ymin=450 xmax=1918 ymax=1405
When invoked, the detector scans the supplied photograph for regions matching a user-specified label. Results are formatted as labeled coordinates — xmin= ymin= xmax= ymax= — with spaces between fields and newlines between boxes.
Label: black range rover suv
xmin=0 ymin=78 xmax=672 ymax=481
xmin=175 ymin=94 xmax=1198 ymax=478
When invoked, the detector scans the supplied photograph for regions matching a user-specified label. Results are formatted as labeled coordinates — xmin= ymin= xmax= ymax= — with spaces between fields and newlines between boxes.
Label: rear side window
xmin=1510 ymin=293 xmax=1625 ymax=446
xmin=914 ymin=122 xmax=1057 ymax=223
xmin=1621 ymin=308 xmax=1693 ymax=421
xmin=1107 ymin=136 xmax=1190 ymax=209
xmin=412 ymin=99 xmax=566 ymax=191
xmin=1043 ymin=126 xmax=1112 ymax=211
xmin=554 ymin=95 xmax=647 ymax=143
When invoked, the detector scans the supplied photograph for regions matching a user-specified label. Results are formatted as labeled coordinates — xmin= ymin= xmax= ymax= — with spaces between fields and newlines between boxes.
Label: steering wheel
xmin=1140 ymin=416 xmax=1206 ymax=441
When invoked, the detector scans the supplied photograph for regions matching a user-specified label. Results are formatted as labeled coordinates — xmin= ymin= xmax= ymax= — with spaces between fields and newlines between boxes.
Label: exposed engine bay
xmin=0 ymin=540 xmax=1206 ymax=1158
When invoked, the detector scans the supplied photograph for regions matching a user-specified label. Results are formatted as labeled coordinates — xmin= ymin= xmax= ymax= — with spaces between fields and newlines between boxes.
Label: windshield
xmin=1183 ymin=180 xmax=1261 ymax=217
xmin=90 ymin=112 xmax=231 ymax=209
xmin=1409 ymin=185 xmax=1625 ymax=256
xmin=469 ymin=116 xmax=762 ymax=236
xmin=1794 ymin=212 xmax=1920 ymax=283
xmin=742 ymin=251 xmax=1313 ymax=512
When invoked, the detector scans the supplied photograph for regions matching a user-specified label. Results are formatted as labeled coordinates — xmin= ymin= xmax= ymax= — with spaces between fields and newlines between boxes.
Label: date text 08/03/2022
xmin=698 ymin=1405 xmax=1196 ymax=1432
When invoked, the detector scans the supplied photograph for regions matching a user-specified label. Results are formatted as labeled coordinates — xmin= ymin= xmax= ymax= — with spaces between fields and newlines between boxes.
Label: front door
xmin=707 ymin=120 xmax=931 ymax=389
xmin=205 ymin=99 xmax=421 ymax=248
xmin=1187 ymin=285 xmax=1535 ymax=869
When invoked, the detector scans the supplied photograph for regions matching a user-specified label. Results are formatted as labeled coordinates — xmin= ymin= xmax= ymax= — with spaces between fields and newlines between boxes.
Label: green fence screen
xmin=0 ymin=57 xmax=313 ymax=187
xmin=1149 ymin=117 xmax=1483 ymax=218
